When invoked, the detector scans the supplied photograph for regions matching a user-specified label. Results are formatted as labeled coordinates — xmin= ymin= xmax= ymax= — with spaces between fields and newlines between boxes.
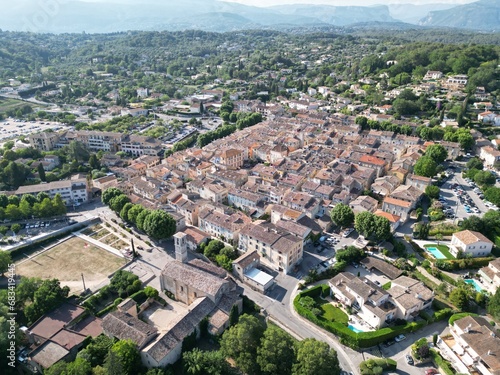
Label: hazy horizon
xmin=53 ymin=0 xmax=477 ymax=5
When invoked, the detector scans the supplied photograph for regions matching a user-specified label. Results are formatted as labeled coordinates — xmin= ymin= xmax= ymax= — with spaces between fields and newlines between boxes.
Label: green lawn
xmin=320 ymin=303 xmax=348 ymax=325
xmin=424 ymin=244 xmax=455 ymax=259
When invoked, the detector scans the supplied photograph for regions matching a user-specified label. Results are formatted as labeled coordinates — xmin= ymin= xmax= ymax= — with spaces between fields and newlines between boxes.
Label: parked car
xmin=425 ymin=369 xmax=439 ymax=375
xmin=342 ymin=228 xmax=354 ymax=238
xmin=406 ymin=355 xmax=414 ymax=365
xmin=395 ymin=334 xmax=406 ymax=342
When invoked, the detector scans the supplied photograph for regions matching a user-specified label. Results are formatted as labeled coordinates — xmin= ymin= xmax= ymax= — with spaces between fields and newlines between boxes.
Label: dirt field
xmin=16 ymin=236 xmax=127 ymax=293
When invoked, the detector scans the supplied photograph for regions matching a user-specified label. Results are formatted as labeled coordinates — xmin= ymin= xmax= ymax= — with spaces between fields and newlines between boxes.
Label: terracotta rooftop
xmin=453 ymin=230 xmax=493 ymax=246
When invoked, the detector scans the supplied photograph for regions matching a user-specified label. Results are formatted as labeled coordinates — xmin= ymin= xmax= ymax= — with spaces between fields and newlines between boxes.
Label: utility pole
xmin=81 ymin=273 xmax=86 ymax=292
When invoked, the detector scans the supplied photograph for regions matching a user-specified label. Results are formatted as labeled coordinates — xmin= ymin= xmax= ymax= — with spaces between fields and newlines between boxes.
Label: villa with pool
xmin=329 ymin=272 xmax=434 ymax=330
xmin=450 ymin=230 xmax=494 ymax=258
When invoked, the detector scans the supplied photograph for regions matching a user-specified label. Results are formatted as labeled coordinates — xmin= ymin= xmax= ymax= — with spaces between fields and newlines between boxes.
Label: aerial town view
xmin=0 ymin=0 xmax=499 ymax=374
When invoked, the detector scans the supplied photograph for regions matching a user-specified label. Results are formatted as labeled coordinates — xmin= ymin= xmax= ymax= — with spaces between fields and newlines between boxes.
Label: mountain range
xmin=0 ymin=0 xmax=497 ymax=33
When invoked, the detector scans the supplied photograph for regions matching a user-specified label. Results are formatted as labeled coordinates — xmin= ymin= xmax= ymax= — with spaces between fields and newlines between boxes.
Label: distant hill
xmin=387 ymin=3 xmax=459 ymax=24
xmin=419 ymin=0 xmax=500 ymax=31
xmin=0 ymin=0 xmax=396 ymax=33
xmin=0 ymin=0 xmax=497 ymax=33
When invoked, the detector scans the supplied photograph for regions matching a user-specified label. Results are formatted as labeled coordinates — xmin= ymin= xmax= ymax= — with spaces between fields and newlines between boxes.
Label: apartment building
xmin=28 ymin=132 xmax=61 ymax=151
xmin=238 ymin=222 xmax=304 ymax=274
xmin=13 ymin=175 xmax=88 ymax=205
xmin=448 ymin=315 xmax=500 ymax=375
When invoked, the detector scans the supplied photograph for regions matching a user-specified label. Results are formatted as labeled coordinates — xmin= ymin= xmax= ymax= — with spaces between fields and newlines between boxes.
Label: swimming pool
xmin=348 ymin=325 xmax=364 ymax=333
xmin=425 ymin=247 xmax=447 ymax=259
xmin=465 ymin=279 xmax=483 ymax=292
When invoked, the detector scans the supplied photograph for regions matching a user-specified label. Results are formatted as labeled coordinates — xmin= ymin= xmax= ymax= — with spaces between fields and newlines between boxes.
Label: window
xmin=180 ymin=286 xmax=184 ymax=292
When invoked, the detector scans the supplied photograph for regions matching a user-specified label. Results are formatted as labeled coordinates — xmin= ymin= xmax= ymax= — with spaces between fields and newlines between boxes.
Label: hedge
xmin=436 ymin=257 xmax=495 ymax=271
xmin=294 ymin=288 xmax=428 ymax=349
xmin=96 ymin=297 xmax=123 ymax=317
xmin=438 ymin=272 xmax=457 ymax=286
xmin=360 ymin=358 xmax=397 ymax=375
xmin=448 ymin=312 xmax=479 ymax=326
xmin=430 ymin=349 xmax=455 ymax=375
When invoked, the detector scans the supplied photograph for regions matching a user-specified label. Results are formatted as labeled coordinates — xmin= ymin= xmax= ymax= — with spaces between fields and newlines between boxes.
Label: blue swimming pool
xmin=425 ymin=247 xmax=447 ymax=259
xmin=465 ymin=279 xmax=483 ymax=292
xmin=348 ymin=325 xmax=364 ymax=333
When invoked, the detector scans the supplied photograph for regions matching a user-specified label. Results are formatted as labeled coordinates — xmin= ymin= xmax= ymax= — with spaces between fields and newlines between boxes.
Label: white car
xmin=342 ymin=228 xmax=354 ymax=238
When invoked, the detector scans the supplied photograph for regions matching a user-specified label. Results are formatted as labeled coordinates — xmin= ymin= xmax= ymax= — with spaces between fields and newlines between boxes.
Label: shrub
xmin=430 ymin=349 xmax=454 ymax=375
xmin=360 ymin=358 xmax=397 ymax=375
xmin=448 ymin=312 xmax=478 ymax=325
xmin=294 ymin=288 xmax=428 ymax=349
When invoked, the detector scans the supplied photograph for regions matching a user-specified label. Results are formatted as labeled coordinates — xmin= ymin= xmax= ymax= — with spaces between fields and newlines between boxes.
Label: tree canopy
xmin=330 ymin=204 xmax=354 ymax=228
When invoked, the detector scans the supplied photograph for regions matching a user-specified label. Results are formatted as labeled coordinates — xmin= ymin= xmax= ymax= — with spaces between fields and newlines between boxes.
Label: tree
xmin=37 ymin=163 xmax=46 ymax=182
xmin=425 ymin=144 xmax=448 ymax=163
xmin=136 ymin=209 xmax=151 ymax=231
xmin=24 ymin=279 xmax=70 ymax=324
xmin=127 ymin=204 xmax=145 ymax=224
xmin=204 ymin=240 xmax=225 ymax=259
xmin=5 ymin=205 xmax=22 ymax=221
xmin=330 ymin=204 xmax=354 ymax=228
xmin=414 ymin=156 xmax=437 ymax=177
xmin=292 ymin=338 xmax=340 ymax=375
xmin=142 ymin=210 xmax=176 ymax=240
xmin=466 ymin=157 xmax=484 ymax=170
xmin=373 ymin=216 xmax=392 ymax=242
xmin=67 ymin=141 xmax=90 ymax=162
xmin=474 ymin=170 xmax=496 ymax=187
xmin=89 ymin=154 xmax=100 ymax=169
xmin=107 ymin=339 xmax=141 ymax=375
xmin=120 ymin=203 xmax=134 ymax=222
xmin=449 ymin=288 xmax=469 ymax=310
xmin=487 ymin=288 xmax=500 ymax=320
xmin=425 ymin=185 xmax=440 ymax=199
xmin=335 ymin=246 xmax=364 ymax=264
xmin=229 ymin=304 xmax=239 ymax=327
xmin=0 ymin=251 xmax=11 ymax=275
xmin=11 ymin=224 xmax=21 ymax=234
xmin=484 ymin=187 xmax=500 ymax=207
xmin=109 ymin=194 xmax=131 ymax=213
xmin=36 ymin=192 xmax=49 ymax=203
xmin=77 ymin=335 xmax=115 ymax=367
xmin=354 ymin=212 xmax=373 ymax=239
xmin=257 ymin=325 xmax=296 ymax=375
xmin=102 ymin=187 xmax=124 ymax=205
xmin=0 ymin=226 xmax=8 ymax=236
xmin=183 ymin=349 xmax=237 ymax=375
xmin=52 ymin=194 xmax=67 ymax=216
xmin=417 ymin=344 xmax=430 ymax=359
xmin=461 ymin=215 xmax=485 ymax=233
xmin=19 ymin=199 xmax=32 ymax=218
xmin=220 ymin=314 xmax=265 ymax=375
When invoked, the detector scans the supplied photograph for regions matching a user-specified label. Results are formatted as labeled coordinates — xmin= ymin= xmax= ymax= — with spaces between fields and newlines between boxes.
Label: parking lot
xmin=0 ymin=118 xmax=69 ymax=143
xmin=439 ymin=167 xmax=493 ymax=223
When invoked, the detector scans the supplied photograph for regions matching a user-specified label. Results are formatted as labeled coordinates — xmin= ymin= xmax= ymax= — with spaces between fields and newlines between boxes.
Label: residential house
xmin=349 ymin=195 xmax=378 ymax=214
xmin=28 ymin=132 xmax=61 ymax=151
xmin=450 ymin=230 xmax=494 ymax=258
xmin=227 ymin=188 xmax=266 ymax=216
xmin=328 ymin=272 xmax=397 ymax=329
xmin=448 ymin=315 xmax=500 ymax=375
xmin=374 ymin=210 xmax=401 ymax=232
xmin=282 ymin=191 xmax=321 ymax=218
xmin=371 ymin=175 xmax=400 ymax=197
xmin=217 ymin=148 xmax=245 ymax=169
xmin=405 ymin=174 xmax=432 ymax=192
xmin=198 ymin=206 xmax=252 ymax=242
xmin=388 ymin=276 xmax=434 ymax=320
xmin=440 ymin=141 xmax=462 ymax=160
xmin=480 ymin=146 xmax=500 ymax=167
xmin=478 ymin=258 xmax=500 ymax=294
xmin=25 ymin=304 xmax=102 ymax=373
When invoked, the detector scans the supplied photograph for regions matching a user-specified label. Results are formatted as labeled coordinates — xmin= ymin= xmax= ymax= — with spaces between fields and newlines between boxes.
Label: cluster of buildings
xmin=28 ymin=130 xmax=163 ymax=156
xmin=22 ymin=245 xmax=242 ymax=371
